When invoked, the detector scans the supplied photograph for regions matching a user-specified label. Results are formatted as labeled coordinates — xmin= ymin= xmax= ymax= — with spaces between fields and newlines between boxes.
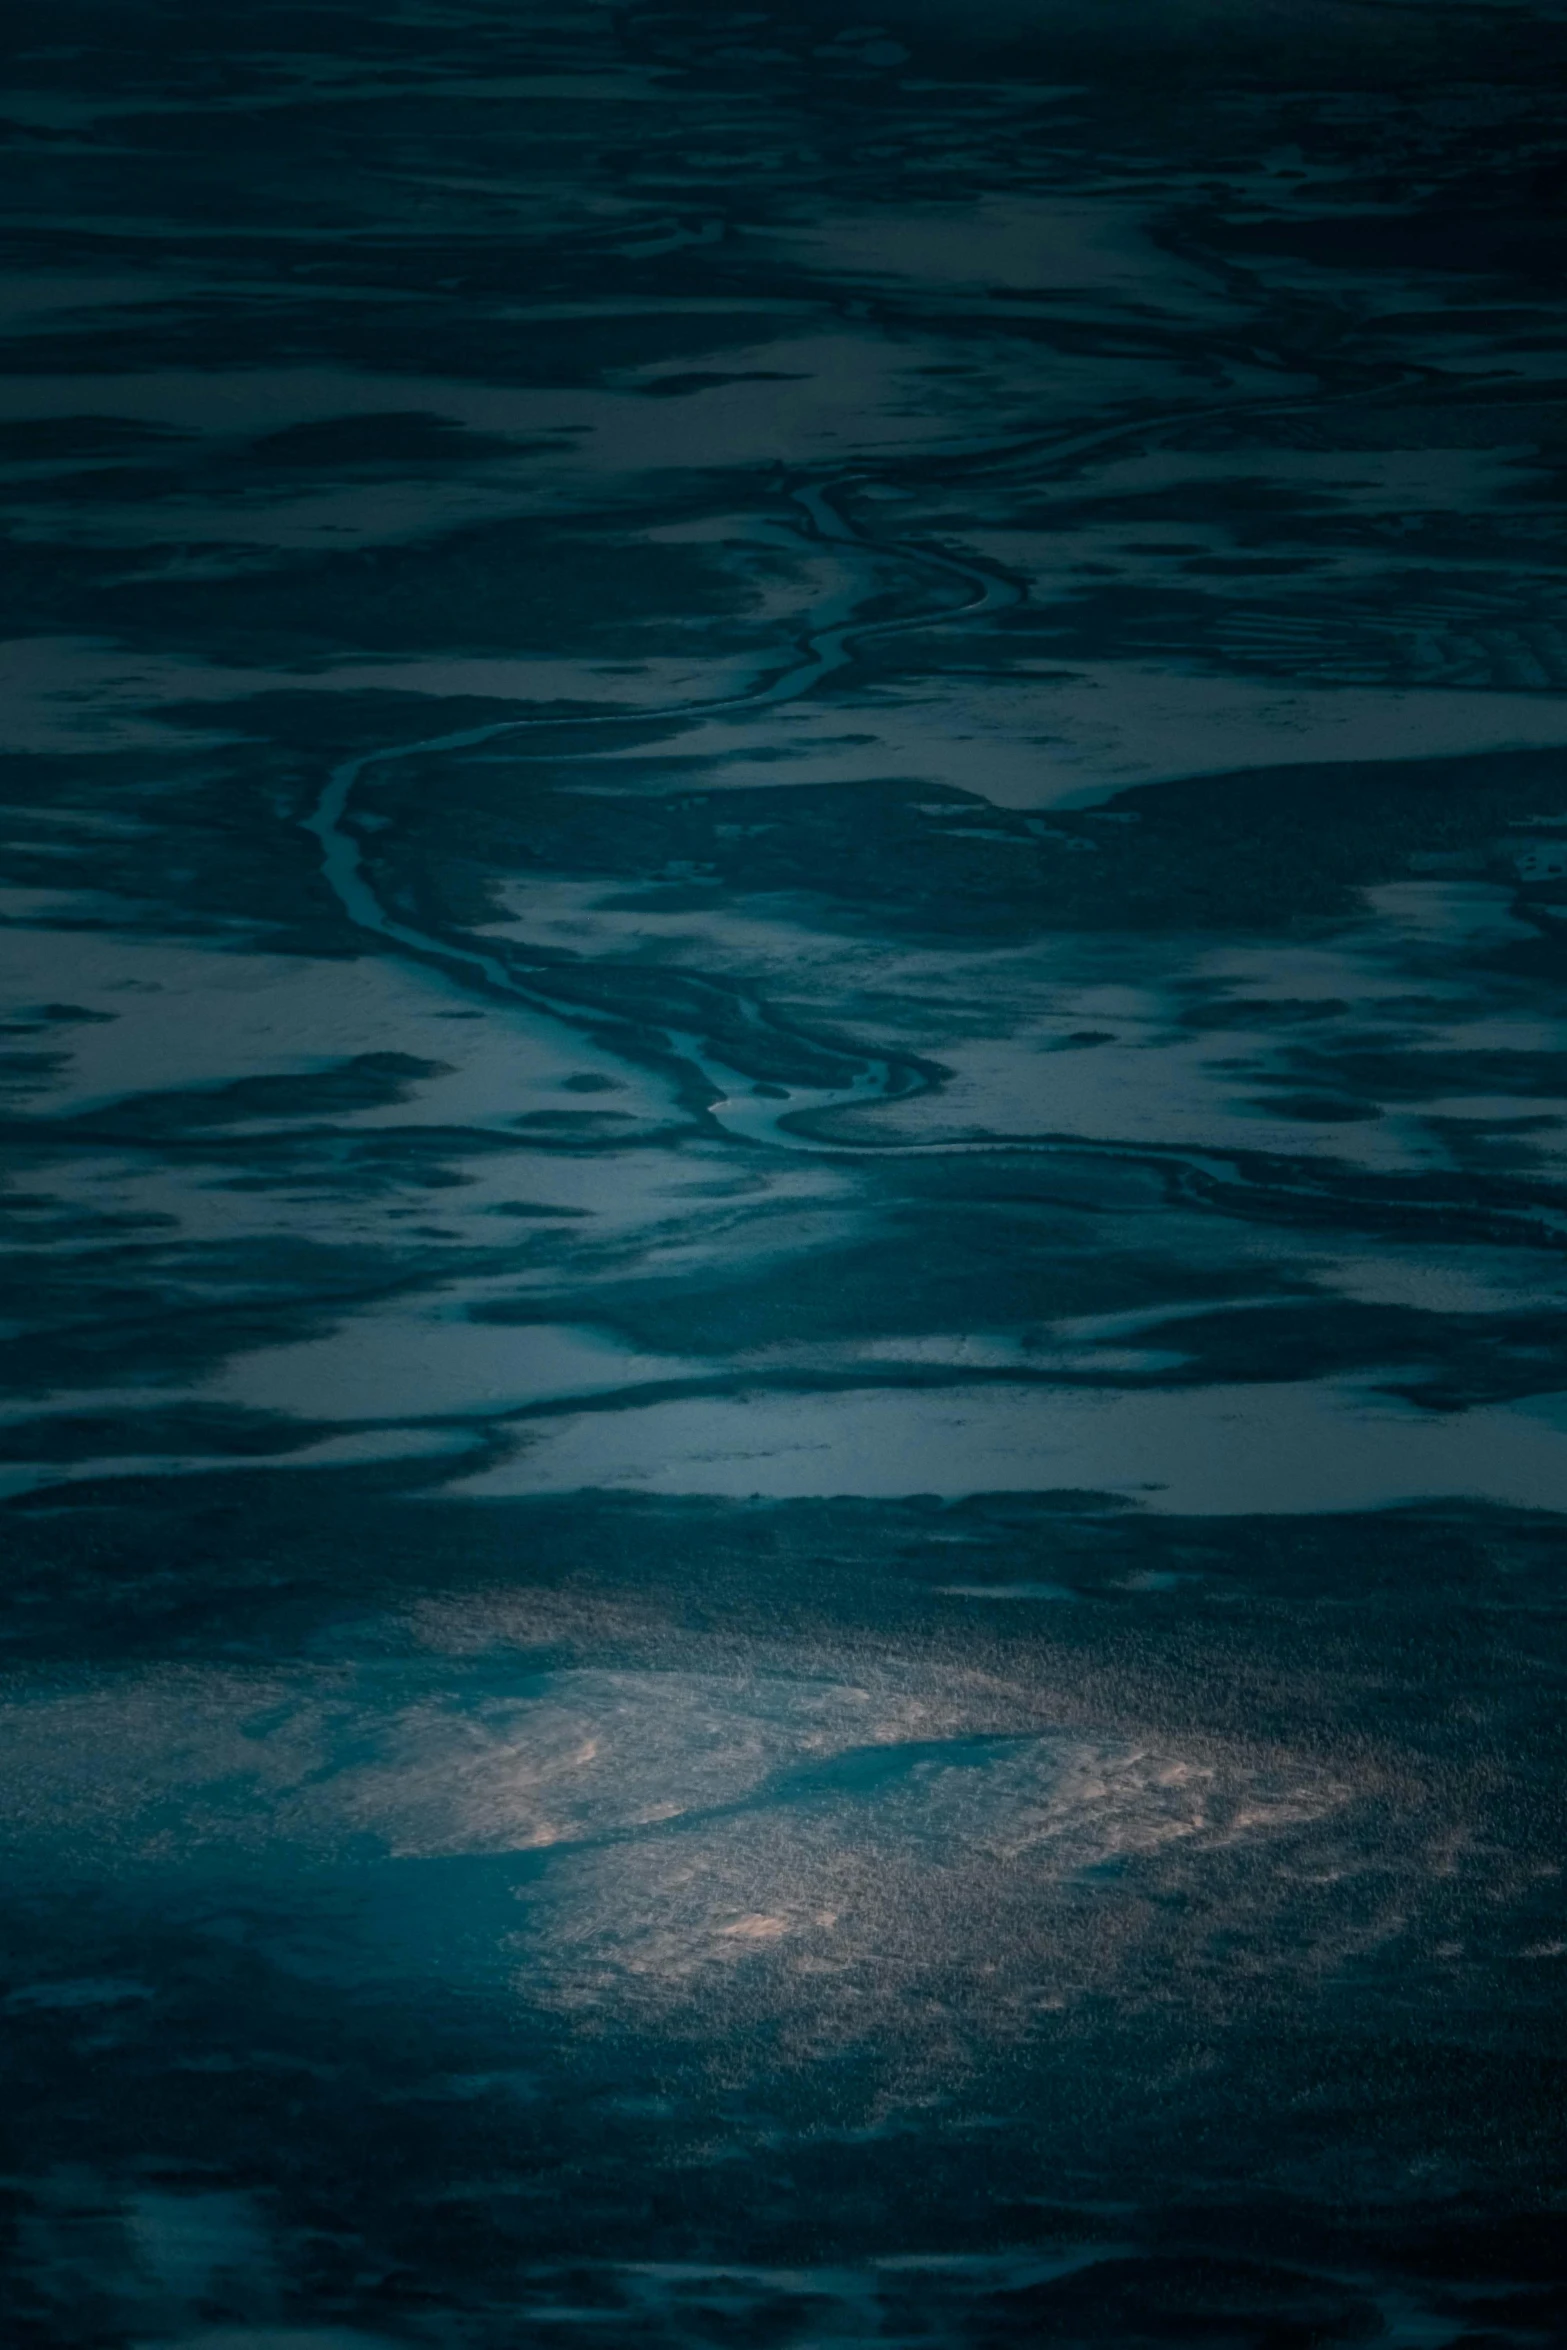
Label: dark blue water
xmin=2 ymin=3 xmax=1566 ymax=2341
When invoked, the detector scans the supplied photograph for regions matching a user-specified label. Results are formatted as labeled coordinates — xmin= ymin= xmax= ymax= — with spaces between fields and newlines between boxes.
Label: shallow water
xmin=3 ymin=2 xmax=1567 ymax=2343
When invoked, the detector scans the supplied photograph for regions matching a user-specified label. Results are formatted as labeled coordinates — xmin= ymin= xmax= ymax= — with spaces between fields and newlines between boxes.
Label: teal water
xmin=2 ymin=3 xmax=1567 ymax=2341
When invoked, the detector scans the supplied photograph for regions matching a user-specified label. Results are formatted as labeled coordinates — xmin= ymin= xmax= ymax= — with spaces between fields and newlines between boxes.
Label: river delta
xmin=2 ymin=2 xmax=1567 ymax=2343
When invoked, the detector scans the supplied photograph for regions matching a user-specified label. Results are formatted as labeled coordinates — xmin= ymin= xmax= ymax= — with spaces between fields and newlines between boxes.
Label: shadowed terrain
xmin=2 ymin=1 xmax=1566 ymax=2342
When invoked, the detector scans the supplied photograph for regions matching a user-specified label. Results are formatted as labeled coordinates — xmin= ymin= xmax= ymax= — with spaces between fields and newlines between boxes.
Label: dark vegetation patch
xmin=76 ymin=518 xmax=780 ymax=666
xmin=468 ymin=1215 xmax=1283 ymax=1357
xmin=0 ymin=414 xmax=192 ymax=458
xmin=52 ymin=1050 xmax=453 ymax=1136
xmin=378 ymin=741 xmax=1567 ymax=943
xmin=0 ymin=1226 xmax=439 ymax=1396
xmin=248 ymin=410 xmax=519 ymax=467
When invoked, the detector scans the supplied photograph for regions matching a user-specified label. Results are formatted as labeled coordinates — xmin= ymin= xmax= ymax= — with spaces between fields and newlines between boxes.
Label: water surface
xmin=3 ymin=2 xmax=1567 ymax=2341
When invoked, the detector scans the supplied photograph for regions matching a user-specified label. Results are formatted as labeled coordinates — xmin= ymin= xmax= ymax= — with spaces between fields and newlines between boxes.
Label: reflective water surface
xmin=3 ymin=2 xmax=1567 ymax=2342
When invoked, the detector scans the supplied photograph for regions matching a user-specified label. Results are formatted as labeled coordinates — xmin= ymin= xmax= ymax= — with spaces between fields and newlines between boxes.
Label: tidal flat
xmin=2 ymin=2 xmax=1567 ymax=2343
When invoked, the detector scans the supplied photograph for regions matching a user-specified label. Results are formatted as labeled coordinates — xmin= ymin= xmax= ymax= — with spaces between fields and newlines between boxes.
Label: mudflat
xmin=2 ymin=3 xmax=1566 ymax=2342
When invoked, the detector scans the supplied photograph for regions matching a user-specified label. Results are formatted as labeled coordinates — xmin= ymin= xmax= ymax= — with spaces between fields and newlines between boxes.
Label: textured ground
xmin=2 ymin=2 xmax=1567 ymax=2343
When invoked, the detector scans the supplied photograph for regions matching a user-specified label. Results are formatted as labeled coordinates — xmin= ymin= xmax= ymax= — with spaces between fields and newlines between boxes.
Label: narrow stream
xmin=303 ymin=473 xmax=1009 ymax=1148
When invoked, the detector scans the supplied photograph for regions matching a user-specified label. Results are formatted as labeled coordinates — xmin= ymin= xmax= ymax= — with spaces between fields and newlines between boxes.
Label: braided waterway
xmin=5 ymin=2 xmax=1567 ymax=2341
xmin=301 ymin=474 xmax=970 ymax=1141
xmin=303 ymin=370 xmax=1438 ymax=1154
